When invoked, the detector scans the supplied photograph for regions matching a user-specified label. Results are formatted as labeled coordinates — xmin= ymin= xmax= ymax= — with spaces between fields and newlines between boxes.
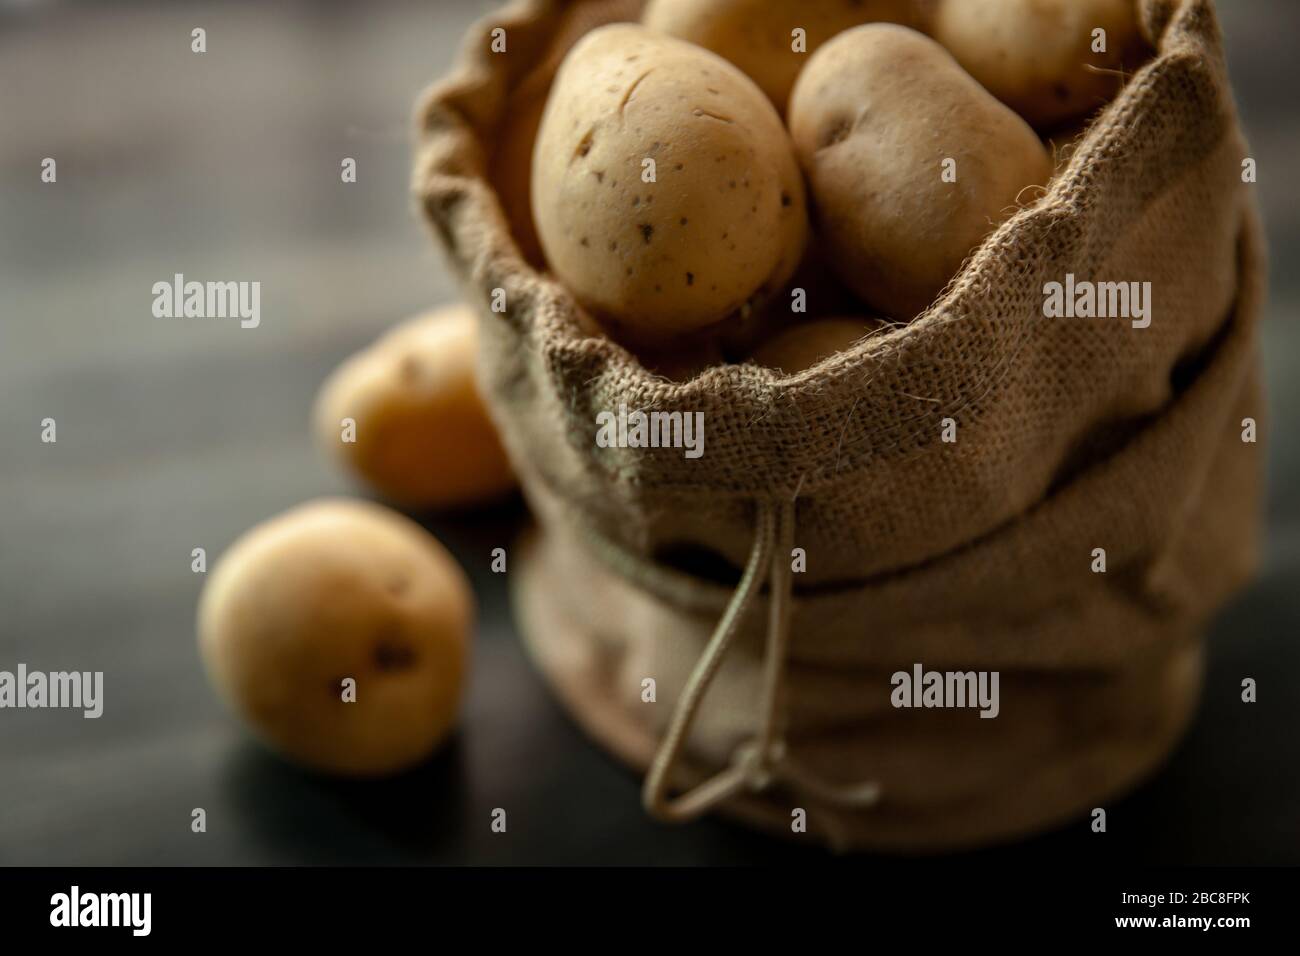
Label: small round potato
xmin=197 ymin=498 xmax=473 ymax=777
xmin=313 ymin=304 xmax=515 ymax=510
xmin=751 ymin=317 xmax=882 ymax=372
xmin=531 ymin=24 xmax=808 ymax=340
xmin=788 ymin=24 xmax=1052 ymax=320
xmin=933 ymin=0 xmax=1144 ymax=130
xmin=642 ymin=0 xmax=920 ymax=115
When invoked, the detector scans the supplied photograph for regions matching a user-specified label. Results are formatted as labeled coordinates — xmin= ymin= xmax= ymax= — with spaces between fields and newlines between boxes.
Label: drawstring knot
xmin=642 ymin=497 xmax=881 ymax=824
xmin=732 ymin=739 xmax=783 ymax=791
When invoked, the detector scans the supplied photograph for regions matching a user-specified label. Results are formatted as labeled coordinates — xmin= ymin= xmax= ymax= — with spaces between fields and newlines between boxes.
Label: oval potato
xmin=313 ymin=304 xmax=515 ymax=510
xmin=531 ymin=24 xmax=808 ymax=340
xmin=788 ymin=24 xmax=1052 ymax=320
xmin=933 ymin=0 xmax=1144 ymax=130
xmin=642 ymin=0 xmax=921 ymax=114
xmin=198 ymin=498 xmax=472 ymax=777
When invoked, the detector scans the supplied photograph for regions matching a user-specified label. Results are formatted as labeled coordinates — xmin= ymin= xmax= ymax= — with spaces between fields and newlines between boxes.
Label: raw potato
xmin=642 ymin=0 xmax=920 ymax=114
xmin=788 ymin=24 xmax=1052 ymax=320
xmin=933 ymin=0 xmax=1144 ymax=130
xmin=531 ymin=24 xmax=808 ymax=340
xmin=752 ymin=317 xmax=882 ymax=372
xmin=197 ymin=498 xmax=472 ymax=777
xmin=313 ymin=304 xmax=515 ymax=509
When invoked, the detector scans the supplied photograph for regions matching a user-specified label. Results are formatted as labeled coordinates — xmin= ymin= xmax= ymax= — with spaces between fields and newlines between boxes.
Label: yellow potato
xmin=933 ymin=0 xmax=1144 ymax=130
xmin=751 ymin=317 xmax=882 ymax=372
xmin=531 ymin=24 xmax=808 ymax=339
xmin=788 ymin=24 xmax=1052 ymax=320
xmin=197 ymin=498 xmax=472 ymax=777
xmin=313 ymin=304 xmax=515 ymax=510
xmin=642 ymin=0 xmax=921 ymax=114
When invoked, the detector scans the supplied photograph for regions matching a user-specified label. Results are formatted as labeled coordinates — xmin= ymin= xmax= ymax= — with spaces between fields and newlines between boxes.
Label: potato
xmin=642 ymin=0 xmax=921 ymax=114
xmin=531 ymin=24 xmax=808 ymax=340
xmin=197 ymin=498 xmax=472 ymax=777
xmin=313 ymin=304 xmax=515 ymax=510
xmin=788 ymin=24 xmax=1052 ymax=320
xmin=751 ymin=317 xmax=883 ymax=372
xmin=933 ymin=0 xmax=1144 ymax=130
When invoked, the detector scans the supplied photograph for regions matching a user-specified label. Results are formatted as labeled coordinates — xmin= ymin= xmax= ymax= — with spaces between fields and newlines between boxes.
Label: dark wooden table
xmin=2 ymin=0 xmax=1297 ymax=865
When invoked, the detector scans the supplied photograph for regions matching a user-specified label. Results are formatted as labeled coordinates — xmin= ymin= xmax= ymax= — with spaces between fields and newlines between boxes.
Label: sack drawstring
xmin=642 ymin=498 xmax=882 ymax=823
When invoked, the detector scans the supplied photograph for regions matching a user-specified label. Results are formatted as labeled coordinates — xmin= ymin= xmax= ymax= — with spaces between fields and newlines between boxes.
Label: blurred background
xmin=1 ymin=0 xmax=1297 ymax=865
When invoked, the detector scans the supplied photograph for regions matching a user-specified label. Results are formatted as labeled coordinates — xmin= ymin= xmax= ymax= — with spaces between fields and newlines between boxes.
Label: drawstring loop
xmin=642 ymin=497 xmax=881 ymax=823
xmin=641 ymin=502 xmax=775 ymax=822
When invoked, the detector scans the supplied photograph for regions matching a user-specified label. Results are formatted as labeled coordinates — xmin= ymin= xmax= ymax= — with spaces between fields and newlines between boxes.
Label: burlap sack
xmin=414 ymin=0 xmax=1266 ymax=851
